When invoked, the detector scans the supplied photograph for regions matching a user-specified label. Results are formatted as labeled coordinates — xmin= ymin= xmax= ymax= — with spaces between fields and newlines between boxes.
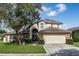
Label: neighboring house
xmin=3 ymin=32 xmax=16 ymax=43
xmin=68 ymin=27 xmax=79 ymax=32
xmin=67 ymin=27 xmax=79 ymax=42
xmin=3 ymin=19 xmax=72 ymax=44
xmin=3 ymin=32 xmax=29 ymax=43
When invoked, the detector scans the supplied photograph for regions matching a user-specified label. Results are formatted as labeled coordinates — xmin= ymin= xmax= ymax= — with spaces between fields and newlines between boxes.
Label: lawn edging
xmin=43 ymin=45 xmax=49 ymax=55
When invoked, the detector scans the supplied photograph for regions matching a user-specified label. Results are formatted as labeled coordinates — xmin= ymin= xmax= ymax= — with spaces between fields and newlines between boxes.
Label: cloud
xmin=56 ymin=3 xmax=67 ymax=12
xmin=47 ymin=11 xmax=58 ymax=16
xmin=40 ymin=4 xmax=67 ymax=17
xmin=41 ymin=6 xmax=57 ymax=16
xmin=41 ymin=6 xmax=51 ymax=12
xmin=41 ymin=6 xmax=47 ymax=11
xmin=35 ymin=6 xmax=50 ymax=13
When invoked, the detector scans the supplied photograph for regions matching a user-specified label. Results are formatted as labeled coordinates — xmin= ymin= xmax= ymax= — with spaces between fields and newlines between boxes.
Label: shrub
xmin=72 ymin=31 xmax=79 ymax=42
xmin=38 ymin=40 xmax=44 ymax=44
xmin=66 ymin=39 xmax=73 ymax=44
xmin=0 ymin=29 xmax=6 ymax=34
xmin=22 ymin=38 xmax=32 ymax=44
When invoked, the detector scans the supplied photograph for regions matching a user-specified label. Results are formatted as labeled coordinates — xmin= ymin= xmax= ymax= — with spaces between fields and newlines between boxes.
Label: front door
xmin=32 ymin=28 xmax=38 ymax=42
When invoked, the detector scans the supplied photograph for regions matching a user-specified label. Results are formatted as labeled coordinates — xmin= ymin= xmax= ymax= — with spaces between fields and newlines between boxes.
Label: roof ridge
xmin=43 ymin=18 xmax=63 ymax=24
xmin=45 ymin=18 xmax=61 ymax=22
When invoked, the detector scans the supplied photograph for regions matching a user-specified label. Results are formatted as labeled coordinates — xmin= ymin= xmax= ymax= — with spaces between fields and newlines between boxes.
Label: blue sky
xmin=39 ymin=3 xmax=79 ymax=29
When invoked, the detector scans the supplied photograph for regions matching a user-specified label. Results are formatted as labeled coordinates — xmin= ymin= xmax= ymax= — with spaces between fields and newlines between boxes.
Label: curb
xmin=0 ymin=53 xmax=48 ymax=56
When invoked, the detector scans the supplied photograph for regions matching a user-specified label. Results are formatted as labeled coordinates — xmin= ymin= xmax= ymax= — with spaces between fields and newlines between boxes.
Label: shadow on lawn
xmin=50 ymin=49 xmax=79 ymax=56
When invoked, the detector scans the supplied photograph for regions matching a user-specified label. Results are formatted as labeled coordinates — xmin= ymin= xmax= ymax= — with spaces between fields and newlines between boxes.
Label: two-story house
xmin=3 ymin=19 xmax=72 ymax=44
xmin=29 ymin=19 xmax=72 ymax=44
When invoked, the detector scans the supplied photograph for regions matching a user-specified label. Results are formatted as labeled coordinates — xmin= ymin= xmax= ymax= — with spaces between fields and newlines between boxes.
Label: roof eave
xmin=39 ymin=31 xmax=70 ymax=34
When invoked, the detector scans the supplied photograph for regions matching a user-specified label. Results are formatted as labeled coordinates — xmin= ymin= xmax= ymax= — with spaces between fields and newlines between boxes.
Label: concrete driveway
xmin=43 ymin=44 xmax=79 ymax=56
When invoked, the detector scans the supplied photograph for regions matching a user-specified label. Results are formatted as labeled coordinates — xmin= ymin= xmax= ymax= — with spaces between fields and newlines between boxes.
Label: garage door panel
xmin=43 ymin=34 xmax=66 ymax=44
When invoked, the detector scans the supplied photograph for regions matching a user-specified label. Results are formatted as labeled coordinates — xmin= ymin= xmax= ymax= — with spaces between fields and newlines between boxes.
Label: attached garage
xmin=43 ymin=34 xmax=66 ymax=44
xmin=39 ymin=27 xmax=71 ymax=44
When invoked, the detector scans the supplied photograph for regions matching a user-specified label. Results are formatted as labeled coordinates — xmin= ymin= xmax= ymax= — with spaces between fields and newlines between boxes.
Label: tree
xmin=0 ymin=3 xmax=41 ymax=45
xmin=0 ymin=29 xmax=6 ymax=34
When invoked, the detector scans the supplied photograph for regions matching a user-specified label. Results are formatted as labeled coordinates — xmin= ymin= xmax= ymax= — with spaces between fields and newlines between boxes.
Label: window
xmin=40 ymin=23 xmax=44 ymax=29
xmin=10 ymin=35 xmax=16 ymax=39
xmin=13 ymin=35 xmax=16 ymax=39
xmin=10 ymin=35 xmax=13 ymax=39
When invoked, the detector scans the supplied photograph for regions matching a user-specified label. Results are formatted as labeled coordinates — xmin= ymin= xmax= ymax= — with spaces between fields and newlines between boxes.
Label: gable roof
xmin=36 ymin=19 xmax=63 ymax=24
xmin=39 ymin=27 xmax=70 ymax=34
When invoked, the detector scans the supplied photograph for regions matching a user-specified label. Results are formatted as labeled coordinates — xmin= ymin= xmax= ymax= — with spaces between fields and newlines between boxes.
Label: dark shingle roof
xmin=39 ymin=27 xmax=70 ymax=34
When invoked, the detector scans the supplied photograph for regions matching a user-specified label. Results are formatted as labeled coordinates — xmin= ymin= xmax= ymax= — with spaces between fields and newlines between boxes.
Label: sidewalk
xmin=0 ymin=53 xmax=48 ymax=56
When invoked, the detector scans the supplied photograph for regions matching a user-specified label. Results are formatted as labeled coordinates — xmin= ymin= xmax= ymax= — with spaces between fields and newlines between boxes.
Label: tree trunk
xmin=16 ymin=28 xmax=21 ymax=45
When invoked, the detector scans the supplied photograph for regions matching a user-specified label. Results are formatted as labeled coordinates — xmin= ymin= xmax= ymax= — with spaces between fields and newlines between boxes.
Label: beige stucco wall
xmin=52 ymin=24 xmax=59 ymax=28
xmin=65 ymin=33 xmax=72 ymax=39
xmin=32 ymin=23 xmax=39 ymax=30
xmin=30 ymin=21 xmax=60 ymax=32
xmin=46 ymin=24 xmax=59 ymax=28
xmin=46 ymin=24 xmax=51 ymax=28
xmin=3 ymin=35 xmax=10 ymax=43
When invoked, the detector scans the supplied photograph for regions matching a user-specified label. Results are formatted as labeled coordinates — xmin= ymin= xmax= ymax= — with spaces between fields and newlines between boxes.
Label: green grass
xmin=0 ymin=43 xmax=46 ymax=53
xmin=73 ymin=42 xmax=79 ymax=47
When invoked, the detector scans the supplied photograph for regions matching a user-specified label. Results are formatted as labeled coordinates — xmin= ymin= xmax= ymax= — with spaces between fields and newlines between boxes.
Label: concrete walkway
xmin=44 ymin=44 xmax=79 ymax=56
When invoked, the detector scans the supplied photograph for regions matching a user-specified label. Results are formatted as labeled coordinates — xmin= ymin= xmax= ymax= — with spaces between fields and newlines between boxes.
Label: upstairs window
xmin=40 ymin=23 xmax=44 ymax=29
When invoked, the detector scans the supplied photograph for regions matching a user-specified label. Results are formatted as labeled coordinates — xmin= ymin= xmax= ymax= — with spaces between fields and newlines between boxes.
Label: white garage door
xmin=43 ymin=34 xmax=66 ymax=44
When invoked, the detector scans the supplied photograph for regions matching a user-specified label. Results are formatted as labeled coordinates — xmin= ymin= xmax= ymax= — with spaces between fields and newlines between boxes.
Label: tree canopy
xmin=0 ymin=3 xmax=41 ymax=45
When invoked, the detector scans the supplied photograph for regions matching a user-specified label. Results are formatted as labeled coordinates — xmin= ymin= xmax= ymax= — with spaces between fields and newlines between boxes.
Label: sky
xmin=39 ymin=3 xmax=79 ymax=29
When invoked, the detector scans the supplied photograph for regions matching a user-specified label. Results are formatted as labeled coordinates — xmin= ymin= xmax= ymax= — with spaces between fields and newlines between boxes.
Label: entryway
xmin=32 ymin=28 xmax=39 ymax=42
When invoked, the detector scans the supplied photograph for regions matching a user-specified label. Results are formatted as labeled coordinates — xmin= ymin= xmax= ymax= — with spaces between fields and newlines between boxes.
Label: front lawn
xmin=0 ymin=43 xmax=46 ymax=53
xmin=73 ymin=42 xmax=79 ymax=47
